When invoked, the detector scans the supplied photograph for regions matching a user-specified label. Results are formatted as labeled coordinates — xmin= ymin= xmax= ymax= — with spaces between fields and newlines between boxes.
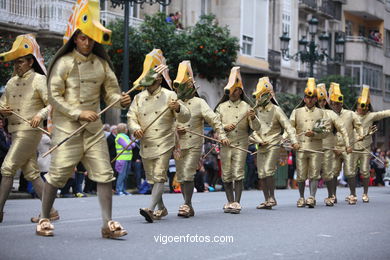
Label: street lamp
xmin=110 ymin=0 xmax=171 ymax=121
xmin=279 ymin=17 xmax=345 ymax=77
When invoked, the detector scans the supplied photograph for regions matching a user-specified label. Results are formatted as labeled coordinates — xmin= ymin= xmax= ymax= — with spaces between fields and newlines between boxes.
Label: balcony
xmin=318 ymin=0 xmax=342 ymax=20
xmin=299 ymin=0 xmax=317 ymax=11
xmin=100 ymin=10 xmax=143 ymax=28
xmin=268 ymin=49 xmax=281 ymax=73
xmin=343 ymin=0 xmax=385 ymax=20
xmin=345 ymin=36 xmax=384 ymax=65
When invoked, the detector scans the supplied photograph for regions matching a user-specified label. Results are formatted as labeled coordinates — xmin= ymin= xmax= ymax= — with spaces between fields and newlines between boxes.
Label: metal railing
xmin=268 ymin=49 xmax=281 ymax=72
xmin=319 ymin=0 xmax=341 ymax=20
xmin=299 ymin=0 xmax=317 ymax=9
xmin=100 ymin=10 xmax=143 ymax=28
xmin=346 ymin=35 xmax=383 ymax=47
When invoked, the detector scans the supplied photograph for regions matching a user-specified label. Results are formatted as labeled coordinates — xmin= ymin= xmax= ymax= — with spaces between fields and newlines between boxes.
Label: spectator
xmin=37 ymin=131 xmax=51 ymax=180
xmin=287 ymin=150 xmax=296 ymax=189
xmin=103 ymin=123 xmax=111 ymax=138
xmin=114 ymin=123 xmax=135 ymax=195
xmin=0 ymin=118 xmax=10 ymax=184
xmin=168 ymin=158 xmax=176 ymax=193
xmin=244 ymin=144 xmax=258 ymax=190
xmin=372 ymin=150 xmax=386 ymax=186
xmin=194 ymin=158 xmax=206 ymax=192
xmin=75 ymin=163 xmax=87 ymax=197
xmin=174 ymin=11 xmax=183 ymax=29
xmin=166 ymin=13 xmax=175 ymax=24
xmin=203 ymin=133 xmax=219 ymax=190
xmin=106 ymin=125 xmax=117 ymax=189
xmin=384 ymin=150 xmax=390 ymax=187
xmin=131 ymin=138 xmax=144 ymax=193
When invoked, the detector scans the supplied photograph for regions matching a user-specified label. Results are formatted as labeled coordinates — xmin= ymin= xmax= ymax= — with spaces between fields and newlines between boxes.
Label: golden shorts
xmin=333 ymin=151 xmax=355 ymax=178
xmin=220 ymin=146 xmax=246 ymax=183
xmin=257 ymin=147 xmax=281 ymax=179
xmin=143 ymin=148 xmax=173 ymax=184
xmin=175 ymin=147 xmax=202 ymax=183
xmin=296 ymin=151 xmax=322 ymax=182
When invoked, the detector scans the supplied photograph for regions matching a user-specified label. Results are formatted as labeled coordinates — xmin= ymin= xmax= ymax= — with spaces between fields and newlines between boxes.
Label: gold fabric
xmin=46 ymin=48 xmax=122 ymax=188
xmin=175 ymin=147 xmax=202 ymax=183
xmin=127 ymin=86 xmax=190 ymax=159
xmin=215 ymin=100 xmax=260 ymax=182
xmin=334 ymin=109 xmax=363 ymax=149
xmin=290 ymin=106 xmax=329 ymax=181
xmin=353 ymin=152 xmax=371 ymax=178
xmin=290 ymin=106 xmax=330 ymax=151
xmin=48 ymin=49 xmax=122 ymax=134
xmin=257 ymin=147 xmax=280 ymax=179
xmin=354 ymin=110 xmax=390 ymax=149
xmin=46 ymin=130 xmax=114 ymax=188
xmin=175 ymin=97 xmax=224 ymax=182
xmin=0 ymin=69 xmax=49 ymax=133
xmin=254 ymin=102 xmax=297 ymax=148
xmin=178 ymin=97 xmax=226 ymax=149
xmin=142 ymin=148 xmax=173 ymax=184
xmin=332 ymin=151 xmax=355 ymax=178
xmin=295 ymin=151 xmax=323 ymax=181
xmin=321 ymin=149 xmax=335 ymax=181
xmin=1 ymin=130 xmax=41 ymax=180
xmin=353 ymin=110 xmax=390 ymax=177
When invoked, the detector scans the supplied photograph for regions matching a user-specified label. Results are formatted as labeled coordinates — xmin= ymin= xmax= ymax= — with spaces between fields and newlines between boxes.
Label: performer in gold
xmin=215 ymin=67 xmax=259 ymax=214
xmin=36 ymin=0 xmax=130 ymax=238
xmin=127 ymin=50 xmax=190 ymax=223
xmin=0 ymin=34 xmax=59 ymax=223
xmin=329 ymin=82 xmax=363 ymax=205
xmin=290 ymin=78 xmax=330 ymax=208
xmin=174 ymin=61 xmax=228 ymax=217
xmin=316 ymin=83 xmax=350 ymax=206
xmin=353 ymin=85 xmax=390 ymax=203
xmin=251 ymin=77 xmax=298 ymax=209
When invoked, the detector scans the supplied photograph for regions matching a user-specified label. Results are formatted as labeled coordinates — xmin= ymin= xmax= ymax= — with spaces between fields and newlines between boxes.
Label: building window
xmin=385 ymin=75 xmax=390 ymax=101
xmin=242 ymin=35 xmax=253 ymax=55
xmin=385 ymin=30 xmax=390 ymax=57
xmin=201 ymin=0 xmax=210 ymax=15
xmin=346 ymin=62 xmax=382 ymax=90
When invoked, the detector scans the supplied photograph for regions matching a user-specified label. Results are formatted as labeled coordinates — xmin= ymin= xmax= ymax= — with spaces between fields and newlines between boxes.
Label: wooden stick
xmin=110 ymin=139 xmax=136 ymax=163
xmin=202 ymin=143 xmax=218 ymax=159
xmin=0 ymin=105 xmax=50 ymax=136
xmin=142 ymin=106 xmax=170 ymax=133
xmin=252 ymin=144 xmax=324 ymax=155
xmin=42 ymin=87 xmax=138 ymax=158
xmin=356 ymin=142 xmax=385 ymax=166
xmin=185 ymin=128 xmax=251 ymax=154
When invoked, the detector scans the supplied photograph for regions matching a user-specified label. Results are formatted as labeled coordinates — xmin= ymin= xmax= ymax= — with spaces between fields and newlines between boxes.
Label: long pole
xmin=309 ymin=34 xmax=315 ymax=77
xmin=121 ymin=1 xmax=130 ymax=122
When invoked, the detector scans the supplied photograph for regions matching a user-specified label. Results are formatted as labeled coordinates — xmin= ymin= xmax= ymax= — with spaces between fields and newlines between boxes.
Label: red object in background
xmin=217 ymin=159 xmax=222 ymax=177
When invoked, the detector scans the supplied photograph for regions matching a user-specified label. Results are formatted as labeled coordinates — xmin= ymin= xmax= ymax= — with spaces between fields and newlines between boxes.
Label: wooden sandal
xmin=36 ymin=218 xmax=54 ymax=237
xmin=102 ymin=220 xmax=127 ymax=239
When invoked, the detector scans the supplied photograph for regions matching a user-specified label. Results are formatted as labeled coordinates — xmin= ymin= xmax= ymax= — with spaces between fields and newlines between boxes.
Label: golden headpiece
xmin=64 ymin=0 xmax=111 ymax=45
xmin=304 ymin=78 xmax=317 ymax=97
xmin=0 ymin=33 xmax=46 ymax=75
xmin=357 ymin=85 xmax=370 ymax=109
xmin=316 ymin=83 xmax=328 ymax=101
xmin=224 ymin=67 xmax=243 ymax=95
xmin=329 ymin=82 xmax=344 ymax=103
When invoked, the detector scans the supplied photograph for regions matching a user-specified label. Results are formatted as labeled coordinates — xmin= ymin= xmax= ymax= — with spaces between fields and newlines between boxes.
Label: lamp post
xmin=280 ymin=17 xmax=345 ymax=77
xmin=110 ymin=0 xmax=171 ymax=121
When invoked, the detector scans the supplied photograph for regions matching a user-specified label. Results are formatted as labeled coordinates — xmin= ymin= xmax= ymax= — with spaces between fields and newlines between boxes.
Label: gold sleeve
xmin=352 ymin=111 xmax=364 ymax=140
xmin=201 ymin=99 xmax=226 ymax=140
xmin=127 ymin=95 xmax=142 ymax=135
xmin=48 ymin=58 xmax=82 ymax=121
xmin=284 ymin=108 xmax=298 ymax=144
xmin=35 ymin=75 xmax=50 ymax=119
xmin=332 ymin=113 xmax=351 ymax=147
xmin=371 ymin=110 xmax=390 ymax=122
xmin=101 ymin=61 xmax=122 ymax=109
xmin=173 ymin=92 xmax=191 ymax=123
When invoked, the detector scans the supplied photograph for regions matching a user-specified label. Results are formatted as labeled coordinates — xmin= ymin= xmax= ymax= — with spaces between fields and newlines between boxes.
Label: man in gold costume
xmin=174 ymin=61 xmax=228 ymax=217
xmin=251 ymin=77 xmax=298 ymax=209
xmin=290 ymin=78 xmax=330 ymax=208
xmin=36 ymin=0 xmax=130 ymax=238
xmin=353 ymin=85 xmax=390 ymax=203
xmin=215 ymin=67 xmax=259 ymax=214
xmin=329 ymin=82 xmax=363 ymax=205
xmin=316 ymin=83 xmax=350 ymax=206
xmin=0 ymin=34 xmax=58 ymax=223
xmin=127 ymin=49 xmax=190 ymax=223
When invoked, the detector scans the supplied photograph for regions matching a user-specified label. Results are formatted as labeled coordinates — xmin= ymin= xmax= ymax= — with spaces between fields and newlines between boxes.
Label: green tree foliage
xmin=186 ymin=14 xmax=239 ymax=81
xmin=105 ymin=12 xmax=239 ymax=85
xmin=318 ymin=74 xmax=357 ymax=110
xmin=276 ymin=92 xmax=302 ymax=117
xmin=0 ymin=34 xmax=14 ymax=87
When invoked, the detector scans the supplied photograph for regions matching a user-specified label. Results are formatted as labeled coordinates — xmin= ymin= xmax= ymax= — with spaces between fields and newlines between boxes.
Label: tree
xmin=276 ymin=92 xmax=302 ymax=117
xmin=319 ymin=74 xmax=357 ymax=109
xmin=0 ymin=34 xmax=14 ymax=87
xmin=105 ymin=12 xmax=239 ymax=85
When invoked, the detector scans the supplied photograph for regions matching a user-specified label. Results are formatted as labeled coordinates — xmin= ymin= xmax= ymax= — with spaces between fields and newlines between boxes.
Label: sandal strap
xmin=107 ymin=220 xmax=123 ymax=232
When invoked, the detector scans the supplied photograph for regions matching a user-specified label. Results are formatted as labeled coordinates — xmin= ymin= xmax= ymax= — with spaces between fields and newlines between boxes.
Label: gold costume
xmin=0 ymin=69 xmax=49 ymax=180
xmin=45 ymin=49 xmax=123 ymax=188
xmin=176 ymin=97 xmax=225 ymax=183
xmin=354 ymin=110 xmax=390 ymax=177
xmin=321 ymin=109 xmax=350 ymax=181
xmin=254 ymin=102 xmax=297 ymax=179
xmin=127 ymin=86 xmax=190 ymax=184
xmin=332 ymin=109 xmax=363 ymax=178
xmin=290 ymin=106 xmax=329 ymax=182
xmin=216 ymin=100 xmax=260 ymax=182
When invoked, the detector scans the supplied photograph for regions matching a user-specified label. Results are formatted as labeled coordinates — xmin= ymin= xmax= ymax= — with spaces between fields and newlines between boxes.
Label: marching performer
xmin=0 ymin=34 xmax=58 ymax=223
xmin=317 ymin=83 xmax=350 ymax=206
xmin=329 ymin=82 xmax=363 ymax=205
xmin=127 ymin=49 xmax=190 ymax=223
xmin=174 ymin=61 xmax=228 ymax=217
xmin=353 ymin=85 xmax=390 ymax=202
xmin=290 ymin=78 xmax=330 ymax=208
xmin=215 ymin=67 xmax=259 ymax=214
xmin=251 ymin=77 xmax=298 ymax=209
xmin=36 ymin=0 xmax=130 ymax=238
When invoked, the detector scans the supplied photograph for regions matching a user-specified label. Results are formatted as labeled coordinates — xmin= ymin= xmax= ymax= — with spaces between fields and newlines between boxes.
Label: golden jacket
xmin=0 ymin=69 xmax=49 ymax=133
xmin=290 ymin=106 xmax=329 ymax=150
xmin=177 ymin=97 xmax=226 ymax=149
xmin=322 ymin=109 xmax=350 ymax=149
xmin=48 ymin=49 xmax=122 ymax=134
xmin=254 ymin=102 xmax=297 ymax=146
xmin=215 ymin=100 xmax=260 ymax=148
xmin=334 ymin=109 xmax=363 ymax=148
xmin=127 ymin=86 xmax=190 ymax=159
xmin=354 ymin=110 xmax=390 ymax=149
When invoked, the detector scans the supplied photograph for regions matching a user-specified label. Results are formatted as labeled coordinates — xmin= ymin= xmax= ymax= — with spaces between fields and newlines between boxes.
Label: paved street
xmin=0 ymin=186 xmax=389 ymax=260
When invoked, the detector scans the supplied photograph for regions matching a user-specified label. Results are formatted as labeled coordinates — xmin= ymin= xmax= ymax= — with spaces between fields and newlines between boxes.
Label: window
xmin=385 ymin=30 xmax=390 ymax=57
xmin=201 ymin=0 xmax=211 ymax=15
xmin=242 ymin=35 xmax=253 ymax=55
xmin=346 ymin=62 xmax=382 ymax=90
xmin=385 ymin=75 xmax=390 ymax=100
